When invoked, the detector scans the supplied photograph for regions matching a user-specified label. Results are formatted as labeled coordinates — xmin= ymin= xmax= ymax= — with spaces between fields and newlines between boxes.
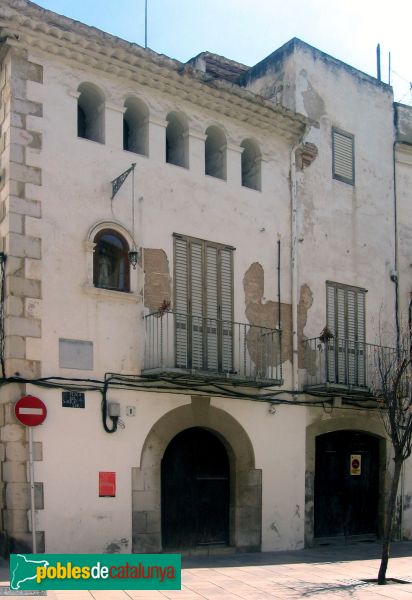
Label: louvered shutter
xmin=347 ymin=290 xmax=356 ymax=384
xmin=174 ymin=235 xmax=233 ymax=373
xmin=190 ymin=242 xmax=204 ymax=369
xmin=220 ymin=248 xmax=233 ymax=372
xmin=332 ymin=129 xmax=354 ymax=184
xmin=336 ymin=287 xmax=346 ymax=383
xmin=206 ymin=246 xmax=218 ymax=370
xmin=327 ymin=282 xmax=366 ymax=386
xmin=356 ymin=291 xmax=366 ymax=385
xmin=175 ymin=237 xmax=189 ymax=368
xmin=326 ymin=284 xmax=336 ymax=383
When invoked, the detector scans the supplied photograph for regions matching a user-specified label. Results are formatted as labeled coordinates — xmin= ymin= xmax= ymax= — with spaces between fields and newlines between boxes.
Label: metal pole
xmin=376 ymin=43 xmax=381 ymax=81
xmin=145 ymin=0 xmax=148 ymax=48
xmin=28 ymin=427 xmax=37 ymax=553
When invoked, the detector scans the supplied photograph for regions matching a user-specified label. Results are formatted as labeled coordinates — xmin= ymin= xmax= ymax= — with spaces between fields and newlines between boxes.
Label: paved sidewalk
xmin=0 ymin=541 xmax=411 ymax=599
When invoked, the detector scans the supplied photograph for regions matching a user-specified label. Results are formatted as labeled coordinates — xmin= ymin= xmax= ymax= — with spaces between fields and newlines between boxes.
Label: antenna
xmin=376 ymin=43 xmax=381 ymax=81
xmin=388 ymin=51 xmax=391 ymax=86
xmin=145 ymin=0 xmax=148 ymax=48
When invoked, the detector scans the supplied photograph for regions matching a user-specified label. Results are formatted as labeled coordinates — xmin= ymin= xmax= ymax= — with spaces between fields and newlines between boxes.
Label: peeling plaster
xmin=243 ymin=265 xmax=314 ymax=369
xmin=243 ymin=262 xmax=292 ymax=364
xmin=301 ymin=76 xmax=326 ymax=122
xmin=297 ymin=283 xmax=314 ymax=369
xmin=143 ymin=249 xmax=171 ymax=313
xmin=105 ymin=538 xmax=129 ymax=554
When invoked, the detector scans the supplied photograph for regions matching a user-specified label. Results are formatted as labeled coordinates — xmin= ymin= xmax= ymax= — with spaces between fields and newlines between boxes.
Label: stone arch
xmin=123 ymin=96 xmax=149 ymax=155
xmin=305 ymin=413 xmax=387 ymax=546
xmin=205 ymin=125 xmax=227 ymax=180
xmin=241 ymin=138 xmax=261 ymax=191
xmin=77 ymin=82 xmax=105 ymax=143
xmin=85 ymin=221 xmax=137 ymax=292
xmin=165 ymin=111 xmax=189 ymax=168
xmin=132 ymin=397 xmax=261 ymax=552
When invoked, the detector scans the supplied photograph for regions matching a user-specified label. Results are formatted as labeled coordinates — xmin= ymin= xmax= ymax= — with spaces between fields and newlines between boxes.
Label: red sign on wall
xmin=99 ymin=472 xmax=116 ymax=497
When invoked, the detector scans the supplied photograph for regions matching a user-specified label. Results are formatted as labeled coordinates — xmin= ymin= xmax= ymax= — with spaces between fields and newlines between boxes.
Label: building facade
xmin=0 ymin=0 xmax=411 ymax=554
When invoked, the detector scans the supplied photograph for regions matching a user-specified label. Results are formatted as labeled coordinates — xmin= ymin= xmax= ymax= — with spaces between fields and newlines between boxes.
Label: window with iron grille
xmin=326 ymin=281 xmax=366 ymax=386
xmin=174 ymin=233 xmax=234 ymax=372
xmin=332 ymin=128 xmax=355 ymax=185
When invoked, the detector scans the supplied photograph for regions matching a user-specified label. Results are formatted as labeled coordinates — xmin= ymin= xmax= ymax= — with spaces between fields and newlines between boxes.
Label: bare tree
xmin=373 ymin=344 xmax=412 ymax=584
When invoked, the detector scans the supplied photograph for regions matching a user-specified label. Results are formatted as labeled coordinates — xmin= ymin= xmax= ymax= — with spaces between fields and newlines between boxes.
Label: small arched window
xmin=77 ymin=82 xmax=105 ymax=143
xmin=123 ymin=97 xmax=149 ymax=155
xmin=93 ymin=229 xmax=130 ymax=292
xmin=205 ymin=126 xmax=226 ymax=180
xmin=241 ymin=139 xmax=261 ymax=191
xmin=166 ymin=112 xmax=188 ymax=168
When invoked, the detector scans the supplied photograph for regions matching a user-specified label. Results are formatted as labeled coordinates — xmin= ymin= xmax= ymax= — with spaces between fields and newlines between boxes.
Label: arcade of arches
xmin=132 ymin=402 xmax=388 ymax=552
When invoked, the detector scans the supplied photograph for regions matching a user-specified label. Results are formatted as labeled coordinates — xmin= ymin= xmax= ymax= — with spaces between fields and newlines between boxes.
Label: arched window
xmin=241 ymin=139 xmax=261 ymax=191
xmin=166 ymin=112 xmax=188 ymax=168
xmin=205 ymin=126 xmax=226 ymax=180
xmin=77 ymin=82 xmax=105 ymax=143
xmin=93 ymin=229 xmax=130 ymax=292
xmin=123 ymin=97 xmax=149 ymax=155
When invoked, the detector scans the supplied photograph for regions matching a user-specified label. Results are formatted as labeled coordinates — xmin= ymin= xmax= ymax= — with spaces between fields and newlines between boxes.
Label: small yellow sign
xmin=350 ymin=454 xmax=361 ymax=476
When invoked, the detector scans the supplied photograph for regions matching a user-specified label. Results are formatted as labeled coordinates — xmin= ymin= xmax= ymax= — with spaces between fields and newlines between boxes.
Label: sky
xmin=34 ymin=0 xmax=412 ymax=105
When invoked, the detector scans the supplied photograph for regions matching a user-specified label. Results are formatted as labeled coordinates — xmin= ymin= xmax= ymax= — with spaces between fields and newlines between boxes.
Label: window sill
xmin=83 ymin=285 xmax=139 ymax=302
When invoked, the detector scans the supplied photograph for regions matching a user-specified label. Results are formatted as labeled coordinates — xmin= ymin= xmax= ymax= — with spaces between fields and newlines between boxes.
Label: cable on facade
xmin=0 ymin=373 xmax=382 ymax=429
xmin=101 ymin=380 xmax=118 ymax=433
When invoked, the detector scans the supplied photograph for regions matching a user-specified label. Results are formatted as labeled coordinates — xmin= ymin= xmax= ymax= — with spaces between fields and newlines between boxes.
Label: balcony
xmin=143 ymin=311 xmax=282 ymax=387
xmin=303 ymin=337 xmax=399 ymax=398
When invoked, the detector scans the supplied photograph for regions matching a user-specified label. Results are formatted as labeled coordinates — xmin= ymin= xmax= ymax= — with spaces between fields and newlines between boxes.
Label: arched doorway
xmin=132 ymin=399 xmax=261 ymax=553
xmin=161 ymin=427 xmax=230 ymax=548
xmin=314 ymin=430 xmax=380 ymax=540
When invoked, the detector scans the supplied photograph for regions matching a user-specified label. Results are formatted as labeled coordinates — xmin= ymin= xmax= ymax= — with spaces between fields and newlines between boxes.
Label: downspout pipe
xmin=393 ymin=137 xmax=412 ymax=539
xmin=277 ymin=239 xmax=282 ymax=381
xmin=393 ymin=140 xmax=400 ymax=352
xmin=290 ymin=126 xmax=310 ymax=396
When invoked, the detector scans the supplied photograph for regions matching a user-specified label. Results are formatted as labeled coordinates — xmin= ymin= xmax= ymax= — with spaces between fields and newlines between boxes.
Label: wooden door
xmin=161 ymin=428 xmax=230 ymax=548
xmin=314 ymin=430 xmax=379 ymax=539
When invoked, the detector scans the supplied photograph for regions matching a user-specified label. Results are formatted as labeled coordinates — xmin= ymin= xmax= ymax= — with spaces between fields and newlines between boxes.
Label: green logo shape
xmin=10 ymin=554 xmax=181 ymax=590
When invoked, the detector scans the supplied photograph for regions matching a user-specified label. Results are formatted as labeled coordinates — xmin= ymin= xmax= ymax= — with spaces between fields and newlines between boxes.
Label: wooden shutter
xmin=174 ymin=237 xmax=189 ymax=368
xmin=174 ymin=235 xmax=233 ymax=373
xmin=220 ymin=248 xmax=233 ymax=372
xmin=326 ymin=283 xmax=336 ymax=382
xmin=356 ymin=291 xmax=366 ymax=385
xmin=332 ymin=128 xmax=354 ymax=185
xmin=190 ymin=242 xmax=204 ymax=369
xmin=206 ymin=246 xmax=218 ymax=370
xmin=326 ymin=282 xmax=366 ymax=385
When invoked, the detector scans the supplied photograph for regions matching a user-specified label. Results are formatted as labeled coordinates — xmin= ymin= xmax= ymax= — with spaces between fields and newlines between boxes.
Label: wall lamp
xmin=128 ymin=248 xmax=139 ymax=269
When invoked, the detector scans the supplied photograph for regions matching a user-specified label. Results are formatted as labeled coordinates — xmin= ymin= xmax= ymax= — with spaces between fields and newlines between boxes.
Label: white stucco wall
xmin=292 ymin=46 xmax=396 ymax=345
xmin=22 ymin=44 xmax=303 ymax=553
xmin=4 ymin=23 xmax=412 ymax=553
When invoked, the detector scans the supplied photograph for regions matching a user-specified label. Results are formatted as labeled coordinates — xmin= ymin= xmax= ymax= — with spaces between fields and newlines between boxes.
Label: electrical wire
xmin=0 ymin=371 xmax=382 ymax=434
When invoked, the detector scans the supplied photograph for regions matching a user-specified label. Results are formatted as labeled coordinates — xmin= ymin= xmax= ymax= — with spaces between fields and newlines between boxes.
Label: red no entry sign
xmin=15 ymin=395 xmax=47 ymax=427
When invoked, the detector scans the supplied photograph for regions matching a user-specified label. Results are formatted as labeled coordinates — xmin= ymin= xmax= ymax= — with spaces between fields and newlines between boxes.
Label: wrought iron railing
xmin=303 ymin=337 xmax=399 ymax=390
xmin=143 ymin=311 xmax=282 ymax=384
